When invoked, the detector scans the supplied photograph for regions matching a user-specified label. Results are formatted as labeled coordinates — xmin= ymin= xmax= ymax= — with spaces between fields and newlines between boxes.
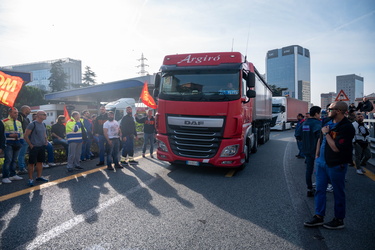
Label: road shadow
xmin=0 ymin=190 xmax=43 ymax=249
xmin=127 ymin=164 xmax=194 ymax=209
xmin=107 ymin=165 xmax=161 ymax=216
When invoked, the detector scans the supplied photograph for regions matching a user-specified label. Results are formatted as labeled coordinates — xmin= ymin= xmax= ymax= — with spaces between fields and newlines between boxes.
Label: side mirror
xmin=247 ymin=89 xmax=256 ymax=98
xmin=247 ymin=72 xmax=255 ymax=88
xmin=153 ymin=89 xmax=159 ymax=98
xmin=155 ymin=73 xmax=161 ymax=88
xmin=281 ymin=106 xmax=286 ymax=112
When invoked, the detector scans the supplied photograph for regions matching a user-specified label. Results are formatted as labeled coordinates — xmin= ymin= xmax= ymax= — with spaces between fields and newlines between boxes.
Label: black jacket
xmin=323 ymin=117 xmax=355 ymax=167
xmin=357 ymin=100 xmax=374 ymax=112
xmin=135 ymin=116 xmax=156 ymax=134
xmin=120 ymin=114 xmax=137 ymax=137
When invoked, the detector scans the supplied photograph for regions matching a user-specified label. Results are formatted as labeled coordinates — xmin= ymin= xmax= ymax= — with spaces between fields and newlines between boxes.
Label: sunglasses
xmin=327 ymin=108 xmax=340 ymax=112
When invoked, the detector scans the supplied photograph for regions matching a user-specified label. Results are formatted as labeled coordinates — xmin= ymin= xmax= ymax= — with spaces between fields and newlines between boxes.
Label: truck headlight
xmin=158 ymin=140 xmax=169 ymax=152
xmin=220 ymin=145 xmax=239 ymax=157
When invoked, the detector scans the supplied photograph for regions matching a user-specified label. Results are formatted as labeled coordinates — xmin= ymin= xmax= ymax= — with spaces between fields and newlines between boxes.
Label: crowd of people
xmin=293 ymin=98 xmax=373 ymax=230
xmin=1 ymin=105 xmax=156 ymax=186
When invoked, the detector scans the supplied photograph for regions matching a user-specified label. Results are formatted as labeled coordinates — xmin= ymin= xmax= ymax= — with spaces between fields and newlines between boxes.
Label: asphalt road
xmin=1 ymin=130 xmax=374 ymax=249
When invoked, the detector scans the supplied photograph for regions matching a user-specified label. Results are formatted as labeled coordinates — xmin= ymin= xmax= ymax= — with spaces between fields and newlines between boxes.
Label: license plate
xmin=186 ymin=161 xmax=200 ymax=166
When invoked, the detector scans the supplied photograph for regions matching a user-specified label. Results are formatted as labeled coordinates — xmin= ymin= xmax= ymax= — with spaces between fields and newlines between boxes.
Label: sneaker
xmin=107 ymin=166 xmax=114 ymax=170
xmin=2 ymin=178 xmax=12 ymax=184
xmin=307 ymin=189 xmax=315 ymax=197
xmin=129 ymin=160 xmax=138 ymax=164
xmin=9 ymin=175 xmax=23 ymax=181
xmin=326 ymin=184 xmax=333 ymax=192
xmin=67 ymin=168 xmax=74 ymax=173
xmin=142 ymin=153 xmax=145 ymax=158
xmin=150 ymin=154 xmax=154 ymax=158
xmin=28 ymin=179 xmax=34 ymax=187
xmin=356 ymin=169 xmax=364 ymax=175
xmin=18 ymin=169 xmax=28 ymax=175
xmin=48 ymin=163 xmax=57 ymax=167
xmin=42 ymin=163 xmax=50 ymax=168
xmin=114 ymin=164 xmax=124 ymax=168
xmin=304 ymin=215 xmax=324 ymax=227
xmin=75 ymin=166 xmax=84 ymax=170
xmin=36 ymin=177 xmax=48 ymax=182
xmin=312 ymin=182 xmax=316 ymax=188
xmin=323 ymin=218 xmax=345 ymax=230
xmin=96 ymin=162 xmax=104 ymax=166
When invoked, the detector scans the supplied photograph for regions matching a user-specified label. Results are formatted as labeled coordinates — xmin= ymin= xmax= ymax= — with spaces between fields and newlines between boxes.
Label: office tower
xmin=266 ymin=45 xmax=311 ymax=103
xmin=1 ymin=58 xmax=82 ymax=91
xmin=321 ymin=92 xmax=336 ymax=109
xmin=336 ymin=74 xmax=364 ymax=104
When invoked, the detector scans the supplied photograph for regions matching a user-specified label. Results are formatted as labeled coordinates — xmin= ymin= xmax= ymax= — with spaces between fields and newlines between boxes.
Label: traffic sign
xmin=335 ymin=89 xmax=350 ymax=101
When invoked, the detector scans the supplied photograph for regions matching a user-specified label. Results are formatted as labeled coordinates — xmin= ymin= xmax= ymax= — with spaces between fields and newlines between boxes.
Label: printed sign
xmin=0 ymin=71 xmax=24 ymax=107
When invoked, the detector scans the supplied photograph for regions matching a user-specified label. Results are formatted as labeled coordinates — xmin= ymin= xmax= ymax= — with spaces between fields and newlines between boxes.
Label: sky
xmin=0 ymin=0 xmax=374 ymax=105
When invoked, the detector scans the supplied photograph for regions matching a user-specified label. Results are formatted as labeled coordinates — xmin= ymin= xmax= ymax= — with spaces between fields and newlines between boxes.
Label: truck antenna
xmin=231 ymin=38 xmax=234 ymax=52
xmin=245 ymin=28 xmax=250 ymax=58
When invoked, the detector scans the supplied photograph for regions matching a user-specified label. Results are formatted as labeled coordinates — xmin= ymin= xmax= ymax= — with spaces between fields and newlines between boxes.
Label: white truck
xmin=271 ymin=97 xmax=308 ymax=131
xmin=105 ymin=98 xmax=148 ymax=121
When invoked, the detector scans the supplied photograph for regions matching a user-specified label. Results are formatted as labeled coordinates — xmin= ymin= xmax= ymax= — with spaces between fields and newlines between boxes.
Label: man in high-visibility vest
xmin=2 ymin=107 xmax=24 ymax=184
xmin=66 ymin=111 xmax=84 ymax=172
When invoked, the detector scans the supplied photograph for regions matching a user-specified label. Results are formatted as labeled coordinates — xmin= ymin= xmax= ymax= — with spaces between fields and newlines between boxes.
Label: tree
xmin=82 ymin=66 xmax=97 ymax=86
xmin=49 ymin=60 xmax=68 ymax=92
xmin=14 ymin=85 xmax=48 ymax=107
xmin=269 ymin=85 xmax=287 ymax=96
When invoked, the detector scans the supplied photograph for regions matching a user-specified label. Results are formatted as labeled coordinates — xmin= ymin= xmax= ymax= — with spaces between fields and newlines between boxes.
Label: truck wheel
xmin=259 ymin=125 xmax=266 ymax=145
xmin=251 ymin=134 xmax=258 ymax=153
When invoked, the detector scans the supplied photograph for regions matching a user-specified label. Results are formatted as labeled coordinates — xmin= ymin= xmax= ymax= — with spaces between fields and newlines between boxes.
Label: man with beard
xmin=103 ymin=111 xmax=123 ymax=170
xmin=93 ymin=106 xmax=108 ymax=166
xmin=304 ymin=101 xmax=355 ymax=230
xmin=120 ymin=106 xmax=138 ymax=164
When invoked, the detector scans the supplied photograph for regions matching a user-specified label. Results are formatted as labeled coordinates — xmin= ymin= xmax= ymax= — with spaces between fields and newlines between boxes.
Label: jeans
xmin=52 ymin=138 xmax=69 ymax=154
xmin=95 ymin=135 xmax=106 ymax=162
xmin=122 ymin=135 xmax=134 ymax=158
xmin=142 ymin=133 xmax=154 ymax=154
xmin=17 ymin=142 xmax=29 ymax=170
xmin=106 ymin=139 xmax=120 ymax=167
xmin=315 ymin=160 xmax=347 ymax=219
xmin=305 ymin=155 xmax=315 ymax=190
xmin=46 ymin=142 xmax=54 ymax=163
xmin=81 ymin=139 xmax=92 ymax=160
xmin=296 ymin=139 xmax=304 ymax=157
xmin=2 ymin=144 xmax=21 ymax=178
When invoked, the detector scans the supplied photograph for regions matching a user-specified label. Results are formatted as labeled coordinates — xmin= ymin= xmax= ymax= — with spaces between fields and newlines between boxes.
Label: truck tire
xmin=251 ymin=133 xmax=258 ymax=153
xmin=259 ymin=125 xmax=266 ymax=145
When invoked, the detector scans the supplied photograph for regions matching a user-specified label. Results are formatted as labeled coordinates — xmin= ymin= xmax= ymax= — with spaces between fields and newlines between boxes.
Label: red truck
xmin=153 ymin=52 xmax=272 ymax=169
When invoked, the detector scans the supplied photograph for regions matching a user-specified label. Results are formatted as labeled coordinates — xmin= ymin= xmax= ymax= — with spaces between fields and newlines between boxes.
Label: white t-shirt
xmin=103 ymin=120 xmax=120 ymax=139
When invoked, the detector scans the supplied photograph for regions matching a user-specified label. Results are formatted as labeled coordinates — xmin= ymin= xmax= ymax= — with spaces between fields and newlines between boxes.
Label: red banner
xmin=0 ymin=71 xmax=24 ymax=107
xmin=63 ymin=105 xmax=70 ymax=125
xmin=140 ymin=81 xmax=157 ymax=109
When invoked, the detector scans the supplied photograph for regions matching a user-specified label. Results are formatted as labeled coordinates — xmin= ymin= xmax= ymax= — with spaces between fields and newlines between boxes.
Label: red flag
xmin=0 ymin=71 xmax=24 ymax=107
xmin=63 ymin=105 xmax=70 ymax=125
xmin=140 ymin=81 xmax=157 ymax=109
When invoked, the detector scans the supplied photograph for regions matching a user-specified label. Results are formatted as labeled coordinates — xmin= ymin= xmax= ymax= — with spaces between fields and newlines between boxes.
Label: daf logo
xmin=184 ymin=121 xmax=204 ymax=126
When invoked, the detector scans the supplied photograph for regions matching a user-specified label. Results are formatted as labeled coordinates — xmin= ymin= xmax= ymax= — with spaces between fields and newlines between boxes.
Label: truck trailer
xmin=271 ymin=96 xmax=309 ymax=130
xmin=153 ymin=52 xmax=272 ymax=169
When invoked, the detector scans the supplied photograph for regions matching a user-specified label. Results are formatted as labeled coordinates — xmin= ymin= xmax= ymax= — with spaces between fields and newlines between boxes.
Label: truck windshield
xmin=272 ymin=105 xmax=282 ymax=114
xmin=159 ymin=71 xmax=240 ymax=101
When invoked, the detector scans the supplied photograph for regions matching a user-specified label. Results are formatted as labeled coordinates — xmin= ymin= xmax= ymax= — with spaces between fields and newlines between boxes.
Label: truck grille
xmin=167 ymin=116 xmax=224 ymax=158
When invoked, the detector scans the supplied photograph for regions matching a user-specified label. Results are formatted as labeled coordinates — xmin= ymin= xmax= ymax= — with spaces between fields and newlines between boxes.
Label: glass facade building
xmin=1 ymin=58 xmax=82 ymax=91
xmin=336 ymin=74 xmax=364 ymax=104
xmin=266 ymin=45 xmax=311 ymax=103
